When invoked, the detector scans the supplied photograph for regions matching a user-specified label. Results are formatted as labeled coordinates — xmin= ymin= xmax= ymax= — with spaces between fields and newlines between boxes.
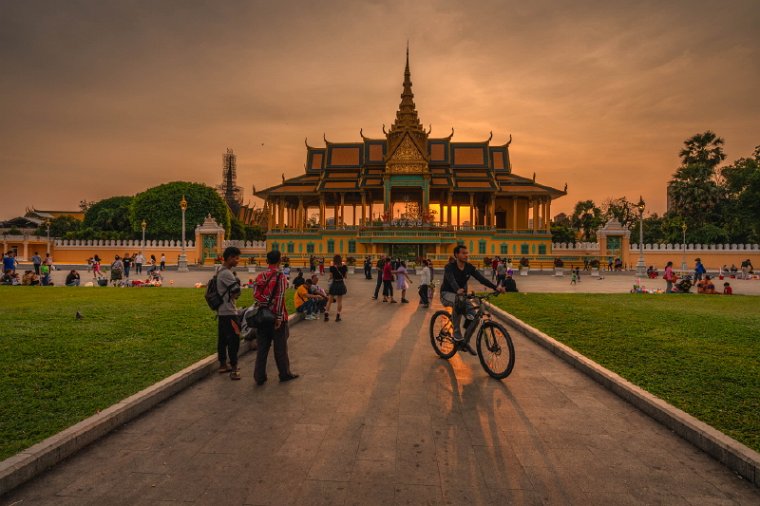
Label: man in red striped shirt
xmin=253 ymin=250 xmax=299 ymax=386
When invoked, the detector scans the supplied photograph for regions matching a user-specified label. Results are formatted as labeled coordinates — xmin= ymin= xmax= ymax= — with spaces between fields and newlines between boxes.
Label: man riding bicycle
xmin=440 ymin=245 xmax=505 ymax=354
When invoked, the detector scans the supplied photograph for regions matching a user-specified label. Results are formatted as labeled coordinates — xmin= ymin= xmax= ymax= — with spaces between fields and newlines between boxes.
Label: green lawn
xmin=0 ymin=286 xmax=295 ymax=461
xmin=491 ymin=294 xmax=760 ymax=453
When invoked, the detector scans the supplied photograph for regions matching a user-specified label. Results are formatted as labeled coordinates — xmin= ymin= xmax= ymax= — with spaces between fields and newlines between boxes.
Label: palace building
xmin=255 ymin=51 xmax=566 ymax=263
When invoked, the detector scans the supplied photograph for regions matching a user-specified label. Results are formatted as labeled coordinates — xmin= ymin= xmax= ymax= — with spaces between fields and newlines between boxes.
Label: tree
xmin=35 ymin=216 xmax=81 ymax=238
xmin=83 ymin=196 xmax=134 ymax=234
xmin=571 ymin=200 xmax=604 ymax=241
xmin=668 ymin=131 xmax=726 ymax=229
xmin=601 ymin=197 xmax=637 ymax=228
xmin=550 ymin=213 xmax=575 ymax=243
xmin=721 ymin=146 xmax=760 ymax=242
xmin=130 ymin=182 xmax=230 ymax=239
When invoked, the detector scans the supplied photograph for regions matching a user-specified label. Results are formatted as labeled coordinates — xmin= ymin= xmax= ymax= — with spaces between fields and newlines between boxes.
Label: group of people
xmin=2 ymin=250 xmax=55 ymax=286
xmin=86 ymin=252 xmax=164 ymax=286
xmin=290 ymin=255 xmax=347 ymax=322
xmin=370 ymin=256 xmax=422 ymax=305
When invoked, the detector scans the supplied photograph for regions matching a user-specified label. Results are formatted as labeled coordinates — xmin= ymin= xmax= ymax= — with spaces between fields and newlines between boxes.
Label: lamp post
xmin=681 ymin=222 xmax=687 ymax=273
xmin=635 ymin=197 xmax=646 ymax=277
xmin=178 ymin=195 xmax=189 ymax=272
xmin=45 ymin=220 xmax=51 ymax=255
xmin=141 ymin=220 xmax=147 ymax=248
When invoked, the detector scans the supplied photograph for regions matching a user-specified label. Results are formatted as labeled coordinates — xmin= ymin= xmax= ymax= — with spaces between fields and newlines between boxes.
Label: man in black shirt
xmin=440 ymin=245 xmax=504 ymax=353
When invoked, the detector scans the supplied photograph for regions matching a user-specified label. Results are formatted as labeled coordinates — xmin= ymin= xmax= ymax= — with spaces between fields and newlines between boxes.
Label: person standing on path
xmin=216 ymin=247 xmax=243 ymax=380
xmin=694 ymin=258 xmax=706 ymax=281
xmin=31 ymin=252 xmax=42 ymax=275
xmin=364 ymin=256 xmax=372 ymax=279
xmin=253 ymin=250 xmax=298 ymax=385
xmin=419 ymin=259 xmax=431 ymax=308
xmin=664 ymin=261 xmax=675 ymax=293
xmin=134 ymin=252 xmax=145 ymax=275
xmin=395 ymin=260 xmax=412 ymax=303
xmin=382 ymin=255 xmax=396 ymax=303
xmin=160 ymin=253 xmax=166 ymax=271
xmin=325 ymin=254 xmax=348 ymax=321
xmin=372 ymin=256 xmax=385 ymax=300
xmin=318 ymin=257 xmax=325 ymax=275
xmin=110 ymin=255 xmax=124 ymax=286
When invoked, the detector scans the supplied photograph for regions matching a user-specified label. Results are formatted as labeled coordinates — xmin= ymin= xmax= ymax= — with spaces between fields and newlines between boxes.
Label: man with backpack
xmin=252 ymin=250 xmax=298 ymax=386
xmin=215 ymin=247 xmax=243 ymax=380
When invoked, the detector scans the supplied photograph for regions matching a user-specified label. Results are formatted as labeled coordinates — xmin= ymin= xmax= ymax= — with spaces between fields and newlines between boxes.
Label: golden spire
xmin=389 ymin=44 xmax=425 ymax=135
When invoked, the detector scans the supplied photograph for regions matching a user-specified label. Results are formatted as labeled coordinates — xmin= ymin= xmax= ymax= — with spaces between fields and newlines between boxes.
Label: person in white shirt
xmin=419 ymin=259 xmax=432 ymax=308
xmin=135 ymin=252 xmax=145 ymax=274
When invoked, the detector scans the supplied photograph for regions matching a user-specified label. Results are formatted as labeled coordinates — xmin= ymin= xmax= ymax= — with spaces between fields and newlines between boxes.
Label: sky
xmin=1 ymin=0 xmax=759 ymax=220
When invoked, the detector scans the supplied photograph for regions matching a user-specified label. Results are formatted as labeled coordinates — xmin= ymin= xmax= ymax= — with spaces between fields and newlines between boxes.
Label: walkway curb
xmin=0 ymin=315 xmax=302 ymax=497
xmin=488 ymin=304 xmax=760 ymax=488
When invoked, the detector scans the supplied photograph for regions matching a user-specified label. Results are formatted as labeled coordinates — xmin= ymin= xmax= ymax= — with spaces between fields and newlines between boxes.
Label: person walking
xmin=372 ymin=256 xmax=385 ymax=299
xmin=122 ymin=253 xmax=132 ymax=278
xmin=325 ymin=254 xmax=348 ymax=322
xmin=92 ymin=254 xmax=103 ymax=279
xmin=253 ymin=249 xmax=298 ymax=385
xmin=216 ymin=247 xmax=243 ymax=380
xmin=664 ymin=261 xmax=675 ymax=293
xmin=395 ymin=260 xmax=412 ymax=303
xmin=382 ymin=255 xmax=396 ymax=303
xmin=419 ymin=259 xmax=431 ymax=308
xmin=31 ymin=252 xmax=42 ymax=275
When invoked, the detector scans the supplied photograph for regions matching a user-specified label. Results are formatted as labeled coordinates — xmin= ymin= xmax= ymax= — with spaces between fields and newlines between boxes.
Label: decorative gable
xmin=386 ymin=134 xmax=428 ymax=174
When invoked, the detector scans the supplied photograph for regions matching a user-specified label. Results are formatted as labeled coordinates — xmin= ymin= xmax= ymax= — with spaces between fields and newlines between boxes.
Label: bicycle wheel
xmin=430 ymin=310 xmax=457 ymax=359
xmin=476 ymin=321 xmax=515 ymax=379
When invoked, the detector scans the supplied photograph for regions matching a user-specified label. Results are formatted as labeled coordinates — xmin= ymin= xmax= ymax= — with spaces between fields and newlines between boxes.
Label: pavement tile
xmin=344 ymin=481 xmax=396 ymax=506
xmin=393 ymin=483 xmax=443 ymax=506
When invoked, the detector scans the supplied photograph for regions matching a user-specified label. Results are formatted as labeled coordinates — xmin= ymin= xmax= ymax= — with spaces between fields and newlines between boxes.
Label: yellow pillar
xmin=297 ymin=198 xmax=304 ymax=231
xmin=278 ymin=199 xmax=285 ymax=229
xmin=340 ymin=193 xmax=346 ymax=228
xmin=361 ymin=193 xmax=366 ymax=226
xmin=532 ymin=199 xmax=538 ymax=231
xmin=447 ymin=194 xmax=453 ymax=226
xmin=511 ymin=199 xmax=517 ymax=230
xmin=319 ymin=197 xmax=325 ymax=228
xmin=546 ymin=199 xmax=552 ymax=232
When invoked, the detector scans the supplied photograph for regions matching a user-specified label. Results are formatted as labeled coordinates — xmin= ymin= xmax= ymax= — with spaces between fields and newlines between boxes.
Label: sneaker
xmin=461 ymin=343 xmax=477 ymax=356
xmin=280 ymin=373 xmax=300 ymax=383
xmin=230 ymin=369 xmax=242 ymax=380
xmin=305 ymin=314 xmax=316 ymax=320
xmin=335 ymin=314 xmax=341 ymax=322
xmin=390 ymin=299 xmax=398 ymax=303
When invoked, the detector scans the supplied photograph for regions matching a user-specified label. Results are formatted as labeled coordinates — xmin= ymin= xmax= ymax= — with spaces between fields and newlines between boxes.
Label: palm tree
xmin=678 ymin=130 xmax=726 ymax=169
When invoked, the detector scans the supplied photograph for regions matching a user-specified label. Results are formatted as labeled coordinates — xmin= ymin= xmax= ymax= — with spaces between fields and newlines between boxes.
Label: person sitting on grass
xmin=503 ymin=274 xmax=518 ymax=292
xmin=703 ymin=275 xmax=716 ymax=294
xmin=723 ymin=282 xmax=733 ymax=295
xmin=65 ymin=270 xmax=81 ymax=287
xmin=1 ymin=269 xmax=17 ymax=285
xmin=40 ymin=264 xmax=54 ymax=286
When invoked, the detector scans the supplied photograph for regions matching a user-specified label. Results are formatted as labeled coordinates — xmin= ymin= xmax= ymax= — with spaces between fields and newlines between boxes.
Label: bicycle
xmin=429 ymin=292 xmax=516 ymax=380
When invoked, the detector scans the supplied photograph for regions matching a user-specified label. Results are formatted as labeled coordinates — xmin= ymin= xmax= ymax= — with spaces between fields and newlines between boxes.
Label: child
xmin=570 ymin=271 xmax=577 ymax=285
xmin=723 ymin=282 xmax=733 ymax=295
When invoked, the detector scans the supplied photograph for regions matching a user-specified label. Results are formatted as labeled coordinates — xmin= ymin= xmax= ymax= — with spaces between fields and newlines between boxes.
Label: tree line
xmin=552 ymin=131 xmax=760 ymax=245
xmin=37 ymin=182 xmax=266 ymax=242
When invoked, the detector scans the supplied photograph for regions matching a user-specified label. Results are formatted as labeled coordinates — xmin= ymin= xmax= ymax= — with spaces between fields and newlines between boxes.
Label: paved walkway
xmin=2 ymin=277 xmax=759 ymax=505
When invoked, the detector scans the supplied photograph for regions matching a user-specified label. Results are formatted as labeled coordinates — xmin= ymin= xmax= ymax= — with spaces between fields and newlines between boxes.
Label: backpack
xmin=204 ymin=269 xmax=239 ymax=311
xmin=242 ymin=272 xmax=282 ymax=331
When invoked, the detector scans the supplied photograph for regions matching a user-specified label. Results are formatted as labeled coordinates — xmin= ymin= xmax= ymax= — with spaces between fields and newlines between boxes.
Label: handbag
xmin=247 ymin=273 xmax=282 ymax=328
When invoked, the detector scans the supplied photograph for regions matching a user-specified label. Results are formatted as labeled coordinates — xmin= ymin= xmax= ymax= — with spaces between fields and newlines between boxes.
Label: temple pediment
xmin=386 ymin=134 xmax=428 ymax=174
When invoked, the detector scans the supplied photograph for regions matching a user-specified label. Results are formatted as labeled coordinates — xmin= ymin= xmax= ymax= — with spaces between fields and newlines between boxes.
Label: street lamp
xmin=681 ymin=222 xmax=687 ymax=273
xmin=635 ymin=197 xmax=646 ymax=277
xmin=177 ymin=195 xmax=189 ymax=272
xmin=45 ymin=220 xmax=51 ymax=255
xmin=141 ymin=219 xmax=147 ymax=248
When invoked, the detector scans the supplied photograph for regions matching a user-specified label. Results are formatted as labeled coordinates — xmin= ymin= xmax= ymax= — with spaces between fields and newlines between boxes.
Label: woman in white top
xmin=394 ymin=261 xmax=413 ymax=303
xmin=419 ymin=259 xmax=431 ymax=308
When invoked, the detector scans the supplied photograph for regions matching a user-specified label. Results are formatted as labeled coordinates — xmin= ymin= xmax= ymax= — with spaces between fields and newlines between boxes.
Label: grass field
xmin=491 ymin=294 xmax=760 ymax=453
xmin=0 ymin=286 xmax=295 ymax=461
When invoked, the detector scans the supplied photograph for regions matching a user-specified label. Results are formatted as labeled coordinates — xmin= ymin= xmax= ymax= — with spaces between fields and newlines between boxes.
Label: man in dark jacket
xmin=440 ymin=245 xmax=504 ymax=354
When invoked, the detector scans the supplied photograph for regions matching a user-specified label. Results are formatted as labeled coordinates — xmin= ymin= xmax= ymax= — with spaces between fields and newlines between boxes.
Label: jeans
xmin=373 ymin=275 xmax=383 ymax=298
xmin=135 ymin=263 xmax=143 ymax=274
xmin=254 ymin=321 xmax=292 ymax=382
xmin=419 ymin=284 xmax=429 ymax=305
xmin=217 ymin=315 xmax=240 ymax=367
xmin=382 ymin=280 xmax=394 ymax=298
xmin=296 ymin=299 xmax=316 ymax=315
xmin=440 ymin=291 xmax=476 ymax=340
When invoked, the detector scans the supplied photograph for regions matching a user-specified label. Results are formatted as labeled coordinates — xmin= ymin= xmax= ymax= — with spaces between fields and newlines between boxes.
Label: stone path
xmin=2 ymin=277 xmax=759 ymax=505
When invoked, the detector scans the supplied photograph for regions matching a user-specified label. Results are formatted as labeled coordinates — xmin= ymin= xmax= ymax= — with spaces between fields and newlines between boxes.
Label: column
xmin=352 ymin=204 xmax=356 ymax=227
xmin=319 ymin=196 xmax=325 ymax=228
xmin=491 ymin=195 xmax=496 ymax=228
xmin=511 ymin=199 xmax=517 ymax=230
xmin=546 ymin=199 xmax=552 ymax=232
xmin=333 ymin=198 xmax=339 ymax=227
xmin=297 ymin=198 xmax=304 ymax=231
xmin=469 ymin=193 xmax=475 ymax=228
xmin=267 ymin=200 xmax=274 ymax=230
xmin=456 ymin=205 xmax=461 ymax=228
xmin=340 ymin=193 xmax=346 ymax=228
xmin=361 ymin=193 xmax=366 ymax=226
xmin=532 ymin=199 xmax=539 ymax=231
xmin=278 ymin=199 xmax=285 ymax=229
xmin=447 ymin=193 xmax=453 ymax=226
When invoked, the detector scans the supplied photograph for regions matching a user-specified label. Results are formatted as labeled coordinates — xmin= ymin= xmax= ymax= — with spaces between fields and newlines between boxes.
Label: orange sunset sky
xmin=1 ymin=0 xmax=758 ymax=220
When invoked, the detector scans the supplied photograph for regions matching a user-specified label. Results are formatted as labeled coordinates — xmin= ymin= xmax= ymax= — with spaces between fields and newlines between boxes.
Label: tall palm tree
xmin=678 ymin=130 xmax=726 ymax=169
